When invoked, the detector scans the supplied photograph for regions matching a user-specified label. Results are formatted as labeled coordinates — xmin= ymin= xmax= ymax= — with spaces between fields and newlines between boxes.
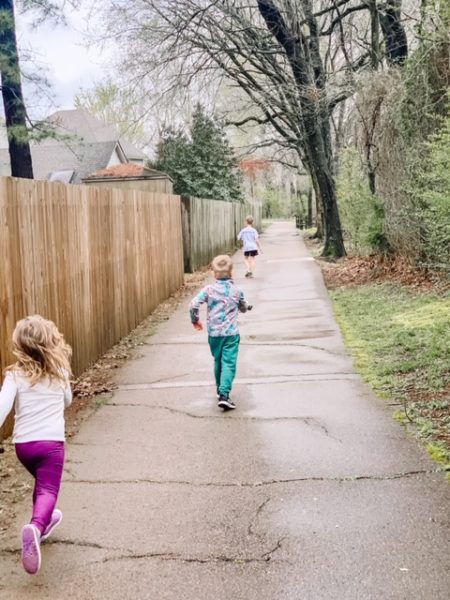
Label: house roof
xmin=86 ymin=164 xmax=170 ymax=180
xmin=46 ymin=109 xmax=148 ymax=161
xmin=37 ymin=141 xmax=122 ymax=183
xmin=0 ymin=109 xmax=149 ymax=181
xmin=0 ymin=140 xmax=124 ymax=183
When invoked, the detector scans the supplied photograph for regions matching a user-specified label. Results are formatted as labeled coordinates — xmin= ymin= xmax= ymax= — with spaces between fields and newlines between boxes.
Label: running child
xmin=0 ymin=315 xmax=72 ymax=575
xmin=238 ymin=215 xmax=262 ymax=278
xmin=190 ymin=255 xmax=251 ymax=410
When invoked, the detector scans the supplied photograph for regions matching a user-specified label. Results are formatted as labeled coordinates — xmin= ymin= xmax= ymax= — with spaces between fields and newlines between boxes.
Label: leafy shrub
xmin=407 ymin=105 xmax=450 ymax=268
xmin=336 ymin=149 xmax=387 ymax=254
xmin=262 ymin=187 xmax=283 ymax=218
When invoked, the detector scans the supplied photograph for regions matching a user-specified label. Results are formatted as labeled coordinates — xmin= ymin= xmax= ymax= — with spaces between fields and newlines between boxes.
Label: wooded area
xmin=101 ymin=0 xmax=448 ymax=266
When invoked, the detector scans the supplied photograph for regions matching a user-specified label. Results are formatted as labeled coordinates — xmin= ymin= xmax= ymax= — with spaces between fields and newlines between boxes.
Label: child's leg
xmin=249 ymin=255 xmax=256 ymax=273
xmin=219 ymin=335 xmax=240 ymax=396
xmin=244 ymin=254 xmax=251 ymax=273
xmin=208 ymin=336 xmax=223 ymax=393
xmin=16 ymin=441 xmax=65 ymax=534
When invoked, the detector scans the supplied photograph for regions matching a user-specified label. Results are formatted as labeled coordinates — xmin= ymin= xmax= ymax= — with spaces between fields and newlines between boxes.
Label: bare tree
xmin=104 ymin=1 xmax=412 ymax=256
xmin=105 ymin=0 xmax=366 ymax=256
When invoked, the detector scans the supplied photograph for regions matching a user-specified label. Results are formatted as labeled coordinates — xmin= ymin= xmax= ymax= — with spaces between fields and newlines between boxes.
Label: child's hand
xmin=193 ymin=321 xmax=203 ymax=331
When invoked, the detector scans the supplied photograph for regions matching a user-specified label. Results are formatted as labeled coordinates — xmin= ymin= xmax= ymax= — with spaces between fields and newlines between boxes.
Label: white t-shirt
xmin=0 ymin=370 xmax=72 ymax=443
xmin=238 ymin=226 xmax=259 ymax=252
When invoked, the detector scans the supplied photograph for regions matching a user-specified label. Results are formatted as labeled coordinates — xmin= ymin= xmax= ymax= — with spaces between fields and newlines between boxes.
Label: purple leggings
xmin=15 ymin=441 xmax=65 ymax=534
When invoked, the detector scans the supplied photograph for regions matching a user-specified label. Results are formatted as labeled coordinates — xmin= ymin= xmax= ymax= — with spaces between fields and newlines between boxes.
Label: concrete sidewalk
xmin=1 ymin=221 xmax=449 ymax=599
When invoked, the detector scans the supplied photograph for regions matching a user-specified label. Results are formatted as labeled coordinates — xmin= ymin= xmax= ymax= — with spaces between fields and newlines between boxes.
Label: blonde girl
xmin=0 ymin=316 xmax=72 ymax=575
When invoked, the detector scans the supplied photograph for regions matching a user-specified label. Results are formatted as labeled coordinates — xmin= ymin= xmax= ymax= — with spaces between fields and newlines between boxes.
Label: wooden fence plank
xmin=181 ymin=197 xmax=262 ymax=272
xmin=0 ymin=177 xmax=184 ymax=438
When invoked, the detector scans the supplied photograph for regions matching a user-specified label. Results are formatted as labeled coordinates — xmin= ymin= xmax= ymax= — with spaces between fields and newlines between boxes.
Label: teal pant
xmin=208 ymin=335 xmax=240 ymax=396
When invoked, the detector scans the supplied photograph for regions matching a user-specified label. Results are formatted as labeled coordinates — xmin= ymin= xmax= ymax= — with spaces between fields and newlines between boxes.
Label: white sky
xmin=16 ymin=5 xmax=112 ymax=119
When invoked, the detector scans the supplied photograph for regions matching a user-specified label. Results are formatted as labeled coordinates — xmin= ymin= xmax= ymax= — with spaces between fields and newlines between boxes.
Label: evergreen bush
xmin=154 ymin=105 xmax=242 ymax=201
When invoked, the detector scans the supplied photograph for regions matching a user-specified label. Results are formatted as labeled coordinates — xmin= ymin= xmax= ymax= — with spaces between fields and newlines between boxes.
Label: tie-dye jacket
xmin=189 ymin=278 xmax=248 ymax=337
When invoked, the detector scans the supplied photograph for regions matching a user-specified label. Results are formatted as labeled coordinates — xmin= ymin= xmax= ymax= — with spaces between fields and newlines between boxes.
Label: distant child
xmin=190 ymin=255 xmax=251 ymax=410
xmin=0 ymin=316 xmax=72 ymax=575
xmin=238 ymin=215 xmax=262 ymax=278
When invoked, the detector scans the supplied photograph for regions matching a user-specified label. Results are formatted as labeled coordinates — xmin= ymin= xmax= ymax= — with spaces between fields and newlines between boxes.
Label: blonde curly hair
xmin=8 ymin=315 xmax=72 ymax=385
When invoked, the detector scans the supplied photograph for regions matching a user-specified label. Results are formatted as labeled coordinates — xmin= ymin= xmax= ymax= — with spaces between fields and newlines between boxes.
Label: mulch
xmin=308 ymin=240 xmax=450 ymax=295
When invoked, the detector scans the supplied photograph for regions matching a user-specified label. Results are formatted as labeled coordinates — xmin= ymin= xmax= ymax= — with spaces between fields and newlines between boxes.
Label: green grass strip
xmin=330 ymin=283 xmax=450 ymax=471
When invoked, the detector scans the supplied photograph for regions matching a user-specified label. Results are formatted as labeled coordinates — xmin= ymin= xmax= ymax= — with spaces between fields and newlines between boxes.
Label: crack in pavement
xmin=135 ymin=371 xmax=194 ymax=386
xmin=118 ymin=373 xmax=359 ymax=390
xmin=248 ymin=498 xmax=271 ymax=536
xmin=0 ymin=548 xmax=19 ymax=557
xmin=242 ymin=342 xmax=345 ymax=357
xmin=243 ymin=297 xmax=324 ymax=303
xmin=0 ymin=538 xmax=286 ymax=566
xmin=105 ymin=403 xmax=335 ymax=436
xmin=96 ymin=538 xmax=285 ymax=565
xmin=144 ymin=340 xmax=346 ymax=357
xmin=64 ymin=469 xmax=436 ymax=488
xmin=0 ymin=539 xmax=107 ymax=558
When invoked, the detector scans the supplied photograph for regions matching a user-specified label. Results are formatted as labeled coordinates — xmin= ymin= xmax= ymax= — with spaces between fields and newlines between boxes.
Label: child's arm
xmin=189 ymin=287 xmax=209 ymax=330
xmin=0 ymin=372 xmax=18 ymax=429
xmin=238 ymin=290 xmax=250 ymax=313
xmin=255 ymin=230 xmax=262 ymax=253
xmin=63 ymin=380 xmax=72 ymax=408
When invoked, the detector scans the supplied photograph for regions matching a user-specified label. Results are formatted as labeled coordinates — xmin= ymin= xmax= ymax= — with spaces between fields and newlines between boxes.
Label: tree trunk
xmin=369 ymin=0 xmax=380 ymax=69
xmin=310 ymin=152 xmax=345 ymax=257
xmin=379 ymin=0 xmax=408 ymax=66
xmin=309 ymin=170 xmax=323 ymax=238
xmin=315 ymin=204 xmax=324 ymax=238
xmin=368 ymin=169 xmax=376 ymax=195
xmin=0 ymin=0 xmax=33 ymax=179
xmin=257 ymin=0 xmax=346 ymax=257
xmin=301 ymin=107 xmax=345 ymax=256
xmin=307 ymin=186 xmax=313 ymax=228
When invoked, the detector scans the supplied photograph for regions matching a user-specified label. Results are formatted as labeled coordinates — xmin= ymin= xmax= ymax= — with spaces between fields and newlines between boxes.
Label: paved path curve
xmin=1 ymin=221 xmax=449 ymax=599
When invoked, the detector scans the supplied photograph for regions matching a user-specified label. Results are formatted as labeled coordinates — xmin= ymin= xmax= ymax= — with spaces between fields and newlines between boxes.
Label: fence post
xmin=180 ymin=196 xmax=192 ymax=273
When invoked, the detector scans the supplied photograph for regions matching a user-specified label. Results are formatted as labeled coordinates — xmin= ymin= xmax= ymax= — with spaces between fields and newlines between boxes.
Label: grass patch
xmin=330 ymin=283 xmax=450 ymax=471
xmin=261 ymin=219 xmax=274 ymax=232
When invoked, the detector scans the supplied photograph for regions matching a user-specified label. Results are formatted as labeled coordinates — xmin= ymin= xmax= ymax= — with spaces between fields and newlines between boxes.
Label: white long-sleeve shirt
xmin=0 ymin=370 xmax=72 ymax=443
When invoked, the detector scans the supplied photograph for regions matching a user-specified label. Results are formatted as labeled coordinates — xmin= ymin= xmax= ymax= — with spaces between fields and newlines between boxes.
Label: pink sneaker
xmin=41 ymin=509 xmax=63 ymax=542
xmin=21 ymin=524 xmax=41 ymax=575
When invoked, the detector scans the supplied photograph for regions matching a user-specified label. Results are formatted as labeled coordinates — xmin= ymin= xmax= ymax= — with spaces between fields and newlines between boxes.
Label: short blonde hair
xmin=245 ymin=215 xmax=254 ymax=225
xmin=211 ymin=255 xmax=233 ymax=279
xmin=8 ymin=315 xmax=72 ymax=384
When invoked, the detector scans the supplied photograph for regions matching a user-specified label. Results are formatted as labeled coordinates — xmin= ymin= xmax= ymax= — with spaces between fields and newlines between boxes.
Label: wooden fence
xmin=0 ymin=176 xmax=184 ymax=436
xmin=181 ymin=196 xmax=262 ymax=272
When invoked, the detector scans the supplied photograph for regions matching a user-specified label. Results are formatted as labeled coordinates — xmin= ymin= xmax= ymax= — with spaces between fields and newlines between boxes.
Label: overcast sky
xmin=16 ymin=5 xmax=112 ymax=119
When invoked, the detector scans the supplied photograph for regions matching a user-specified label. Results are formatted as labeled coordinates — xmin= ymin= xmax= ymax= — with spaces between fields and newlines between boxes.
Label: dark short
xmin=244 ymin=250 xmax=258 ymax=257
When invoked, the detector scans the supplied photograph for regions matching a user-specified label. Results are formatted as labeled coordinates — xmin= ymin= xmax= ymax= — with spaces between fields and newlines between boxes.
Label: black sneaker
xmin=218 ymin=395 xmax=236 ymax=410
